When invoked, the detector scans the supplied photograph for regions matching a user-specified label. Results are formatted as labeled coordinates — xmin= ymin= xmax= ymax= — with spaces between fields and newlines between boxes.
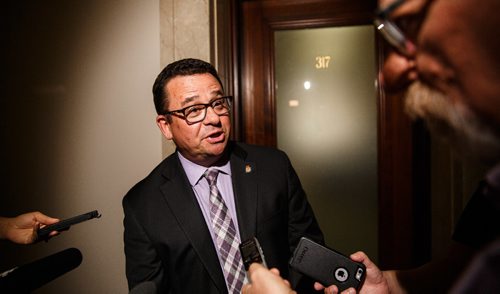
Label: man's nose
xmin=203 ymin=106 xmax=221 ymax=124
xmin=381 ymin=51 xmax=418 ymax=93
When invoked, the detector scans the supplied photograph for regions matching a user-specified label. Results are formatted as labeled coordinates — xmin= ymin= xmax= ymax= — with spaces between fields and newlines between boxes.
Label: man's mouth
xmin=205 ymin=131 xmax=225 ymax=143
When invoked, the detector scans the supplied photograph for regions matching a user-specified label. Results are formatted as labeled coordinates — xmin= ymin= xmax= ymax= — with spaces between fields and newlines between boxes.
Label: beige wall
xmin=159 ymin=0 xmax=212 ymax=156
xmin=0 ymin=0 xmax=211 ymax=293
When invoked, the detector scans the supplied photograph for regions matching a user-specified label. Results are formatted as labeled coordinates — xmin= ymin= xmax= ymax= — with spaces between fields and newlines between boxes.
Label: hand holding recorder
xmin=0 ymin=212 xmax=59 ymax=244
xmin=242 ymin=263 xmax=296 ymax=294
xmin=240 ymin=237 xmax=367 ymax=294
xmin=240 ymin=237 xmax=296 ymax=294
xmin=36 ymin=210 xmax=101 ymax=241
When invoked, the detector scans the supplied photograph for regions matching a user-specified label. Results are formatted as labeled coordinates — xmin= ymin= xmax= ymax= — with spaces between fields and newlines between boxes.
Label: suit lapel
xmin=230 ymin=143 xmax=259 ymax=241
xmin=159 ymin=155 xmax=227 ymax=292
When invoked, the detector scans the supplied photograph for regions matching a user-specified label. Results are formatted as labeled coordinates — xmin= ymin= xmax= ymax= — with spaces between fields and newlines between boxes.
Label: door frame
xmin=213 ymin=0 xmax=430 ymax=269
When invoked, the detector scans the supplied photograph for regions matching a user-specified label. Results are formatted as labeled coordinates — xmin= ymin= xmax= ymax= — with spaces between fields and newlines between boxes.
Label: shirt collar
xmin=177 ymin=151 xmax=231 ymax=186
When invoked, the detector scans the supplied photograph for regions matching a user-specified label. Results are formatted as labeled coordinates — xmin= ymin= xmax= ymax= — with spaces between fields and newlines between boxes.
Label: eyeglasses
xmin=374 ymin=0 xmax=415 ymax=57
xmin=165 ymin=96 xmax=232 ymax=124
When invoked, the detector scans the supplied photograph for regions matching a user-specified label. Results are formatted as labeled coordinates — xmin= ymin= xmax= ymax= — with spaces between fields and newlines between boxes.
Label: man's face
xmin=156 ymin=73 xmax=231 ymax=167
xmin=416 ymin=0 xmax=500 ymax=128
xmin=379 ymin=0 xmax=500 ymax=162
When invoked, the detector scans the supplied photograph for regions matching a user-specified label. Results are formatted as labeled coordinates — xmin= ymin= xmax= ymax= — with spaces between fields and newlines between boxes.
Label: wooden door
xmin=214 ymin=0 xmax=431 ymax=269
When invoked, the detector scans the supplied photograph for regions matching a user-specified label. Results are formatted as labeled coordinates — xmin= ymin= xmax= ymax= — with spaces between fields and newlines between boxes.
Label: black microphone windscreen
xmin=129 ymin=281 xmax=157 ymax=294
xmin=0 ymin=247 xmax=82 ymax=293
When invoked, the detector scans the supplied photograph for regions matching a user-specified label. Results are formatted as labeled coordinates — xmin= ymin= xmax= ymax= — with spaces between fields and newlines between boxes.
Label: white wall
xmin=1 ymin=1 xmax=161 ymax=292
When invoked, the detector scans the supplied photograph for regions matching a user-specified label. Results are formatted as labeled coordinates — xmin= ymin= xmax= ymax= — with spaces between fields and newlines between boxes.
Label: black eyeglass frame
xmin=164 ymin=96 xmax=233 ymax=125
xmin=374 ymin=0 xmax=415 ymax=57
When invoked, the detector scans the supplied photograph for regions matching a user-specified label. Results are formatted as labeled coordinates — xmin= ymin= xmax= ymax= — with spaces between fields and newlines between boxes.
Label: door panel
xmin=275 ymin=26 xmax=378 ymax=258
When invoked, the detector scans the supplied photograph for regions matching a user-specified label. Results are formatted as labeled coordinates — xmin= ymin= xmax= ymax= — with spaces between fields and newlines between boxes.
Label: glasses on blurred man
xmin=374 ymin=0 xmax=417 ymax=57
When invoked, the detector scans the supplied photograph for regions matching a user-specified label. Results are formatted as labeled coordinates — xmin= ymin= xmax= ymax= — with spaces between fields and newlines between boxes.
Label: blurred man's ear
xmin=156 ymin=115 xmax=173 ymax=140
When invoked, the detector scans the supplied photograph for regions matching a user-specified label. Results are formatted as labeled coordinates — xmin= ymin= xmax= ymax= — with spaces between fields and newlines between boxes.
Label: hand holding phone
xmin=36 ymin=210 xmax=101 ymax=240
xmin=289 ymin=237 xmax=366 ymax=292
xmin=239 ymin=237 xmax=267 ymax=270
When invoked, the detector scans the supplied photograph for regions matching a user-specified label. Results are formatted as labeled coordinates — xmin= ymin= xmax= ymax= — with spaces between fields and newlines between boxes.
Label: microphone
xmin=0 ymin=247 xmax=82 ymax=292
xmin=129 ymin=281 xmax=157 ymax=294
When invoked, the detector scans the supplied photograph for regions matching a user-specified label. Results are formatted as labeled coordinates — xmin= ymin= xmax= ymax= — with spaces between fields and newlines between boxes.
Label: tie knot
xmin=204 ymin=169 xmax=219 ymax=186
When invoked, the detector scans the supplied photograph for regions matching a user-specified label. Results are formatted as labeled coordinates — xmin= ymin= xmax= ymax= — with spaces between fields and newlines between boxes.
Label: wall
xmin=1 ymin=1 xmax=212 ymax=292
xmin=0 ymin=1 xmax=161 ymax=293
xmin=159 ymin=0 xmax=211 ymax=156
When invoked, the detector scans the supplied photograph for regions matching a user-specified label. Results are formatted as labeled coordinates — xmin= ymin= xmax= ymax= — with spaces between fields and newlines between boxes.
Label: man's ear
xmin=156 ymin=115 xmax=173 ymax=140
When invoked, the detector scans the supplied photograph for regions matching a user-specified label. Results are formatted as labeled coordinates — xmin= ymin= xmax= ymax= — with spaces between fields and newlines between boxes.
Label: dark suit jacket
xmin=123 ymin=142 xmax=324 ymax=293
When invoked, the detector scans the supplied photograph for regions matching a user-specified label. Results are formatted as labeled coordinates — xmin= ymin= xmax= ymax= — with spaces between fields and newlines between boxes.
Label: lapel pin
xmin=245 ymin=164 xmax=252 ymax=173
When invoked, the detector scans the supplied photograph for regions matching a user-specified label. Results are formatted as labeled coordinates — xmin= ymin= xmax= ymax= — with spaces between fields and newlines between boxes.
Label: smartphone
xmin=239 ymin=237 xmax=267 ymax=271
xmin=36 ymin=210 xmax=101 ymax=240
xmin=289 ymin=237 xmax=366 ymax=292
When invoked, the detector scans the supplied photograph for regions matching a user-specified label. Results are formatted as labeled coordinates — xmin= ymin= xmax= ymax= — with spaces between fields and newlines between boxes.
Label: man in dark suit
xmin=123 ymin=58 xmax=324 ymax=293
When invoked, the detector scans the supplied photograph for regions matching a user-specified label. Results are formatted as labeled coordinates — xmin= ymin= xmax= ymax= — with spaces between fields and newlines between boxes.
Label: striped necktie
xmin=204 ymin=169 xmax=245 ymax=293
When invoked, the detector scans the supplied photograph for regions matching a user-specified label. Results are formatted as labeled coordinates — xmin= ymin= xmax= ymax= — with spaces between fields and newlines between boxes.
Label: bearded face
xmin=404 ymin=81 xmax=500 ymax=165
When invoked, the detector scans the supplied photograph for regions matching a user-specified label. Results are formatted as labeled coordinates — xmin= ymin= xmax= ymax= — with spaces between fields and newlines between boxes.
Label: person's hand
xmin=0 ymin=211 xmax=60 ymax=244
xmin=242 ymin=263 xmax=296 ymax=294
xmin=314 ymin=251 xmax=391 ymax=294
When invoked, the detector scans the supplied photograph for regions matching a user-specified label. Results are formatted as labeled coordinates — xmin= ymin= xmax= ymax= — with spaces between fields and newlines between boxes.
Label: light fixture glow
xmin=304 ymin=81 xmax=311 ymax=90
xmin=289 ymin=100 xmax=299 ymax=107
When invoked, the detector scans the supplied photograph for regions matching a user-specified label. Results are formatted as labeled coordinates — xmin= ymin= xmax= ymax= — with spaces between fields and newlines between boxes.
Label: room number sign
xmin=315 ymin=56 xmax=331 ymax=69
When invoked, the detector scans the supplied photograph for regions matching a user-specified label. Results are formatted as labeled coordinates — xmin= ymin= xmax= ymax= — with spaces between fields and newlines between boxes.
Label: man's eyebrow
xmin=179 ymin=90 xmax=224 ymax=106
xmin=382 ymin=0 xmax=429 ymax=20
xmin=180 ymin=96 xmax=198 ymax=106
xmin=377 ymin=0 xmax=405 ymax=17
xmin=211 ymin=90 xmax=224 ymax=97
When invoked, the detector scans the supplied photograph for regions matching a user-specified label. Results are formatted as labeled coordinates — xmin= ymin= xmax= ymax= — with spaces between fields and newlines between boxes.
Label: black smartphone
xmin=36 ymin=210 xmax=101 ymax=240
xmin=289 ymin=237 xmax=366 ymax=292
xmin=239 ymin=237 xmax=267 ymax=271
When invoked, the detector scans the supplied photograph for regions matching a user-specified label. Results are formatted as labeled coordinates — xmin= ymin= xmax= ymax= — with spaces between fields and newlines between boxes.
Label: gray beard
xmin=404 ymin=81 xmax=500 ymax=165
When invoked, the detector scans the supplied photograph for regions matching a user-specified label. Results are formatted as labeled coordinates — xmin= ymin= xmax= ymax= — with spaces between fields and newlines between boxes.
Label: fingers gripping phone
xmin=239 ymin=237 xmax=267 ymax=269
xmin=36 ymin=210 xmax=101 ymax=240
xmin=289 ymin=237 xmax=366 ymax=292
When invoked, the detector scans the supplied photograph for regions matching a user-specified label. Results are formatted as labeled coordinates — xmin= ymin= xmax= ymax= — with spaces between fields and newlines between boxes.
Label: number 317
xmin=315 ymin=56 xmax=331 ymax=69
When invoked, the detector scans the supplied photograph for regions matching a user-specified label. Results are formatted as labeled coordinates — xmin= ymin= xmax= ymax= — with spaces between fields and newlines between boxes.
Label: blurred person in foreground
xmin=243 ymin=0 xmax=500 ymax=293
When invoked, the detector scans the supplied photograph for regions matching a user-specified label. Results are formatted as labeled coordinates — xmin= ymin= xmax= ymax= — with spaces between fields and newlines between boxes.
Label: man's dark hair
xmin=152 ymin=58 xmax=223 ymax=115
